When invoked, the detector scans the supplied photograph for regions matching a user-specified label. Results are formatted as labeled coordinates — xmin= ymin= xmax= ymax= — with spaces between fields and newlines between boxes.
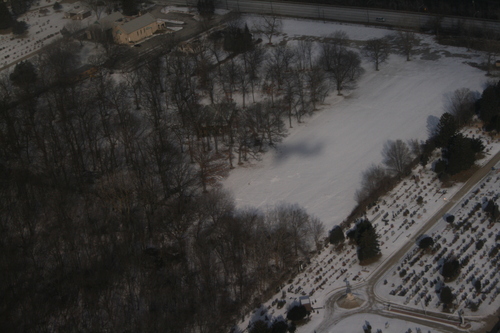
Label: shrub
xmin=474 ymin=279 xmax=482 ymax=293
xmin=440 ymin=285 xmax=454 ymax=304
xmin=418 ymin=235 xmax=434 ymax=250
xmin=476 ymin=239 xmax=485 ymax=251
xmin=12 ymin=20 xmax=28 ymax=35
xmin=329 ymin=225 xmax=345 ymax=245
xmin=441 ymin=257 xmax=460 ymax=280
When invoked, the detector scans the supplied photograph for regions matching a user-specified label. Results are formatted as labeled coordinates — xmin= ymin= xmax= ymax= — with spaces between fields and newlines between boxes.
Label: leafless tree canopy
xmin=320 ymin=31 xmax=363 ymax=95
xmin=382 ymin=139 xmax=414 ymax=176
xmin=446 ymin=88 xmax=476 ymax=126
xmin=1 ymin=37 xmax=336 ymax=332
xmin=362 ymin=37 xmax=390 ymax=71
xmin=394 ymin=30 xmax=420 ymax=61
xmin=256 ymin=15 xmax=283 ymax=44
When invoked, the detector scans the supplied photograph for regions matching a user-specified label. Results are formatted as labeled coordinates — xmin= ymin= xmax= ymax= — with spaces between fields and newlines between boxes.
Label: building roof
xmin=119 ymin=13 xmax=156 ymax=34
xmin=97 ymin=11 xmax=125 ymax=28
xmin=299 ymin=296 xmax=313 ymax=312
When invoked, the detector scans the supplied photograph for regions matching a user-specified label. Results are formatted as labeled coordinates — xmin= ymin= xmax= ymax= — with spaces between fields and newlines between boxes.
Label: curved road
xmin=314 ymin=149 xmax=500 ymax=333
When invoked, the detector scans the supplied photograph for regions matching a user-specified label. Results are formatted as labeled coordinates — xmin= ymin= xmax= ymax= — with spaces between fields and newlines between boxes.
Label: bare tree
xmin=355 ymin=164 xmax=388 ymax=203
xmin=321 ymin=43 xmax=363 ymax=95
xmin=258 ymin=15 xmax=282 ymax=44
xmin=191 ymin=140 xmax=228 ymax=192
xmin=305 ymin=64 xmax=329 ymax=110
xmin=382 ymin=139 xmax=413 ymax=177
xmin=363 ymin=37 xmax=390 ymax=71
xmin=267 ymin=203 xmax=311 ymax=266
xmin=394 ymin=30 xmax=420 ymax=61
xmin=446 ymin=88 xmax=476 ymax=126
xmin=63 ymin=20 xmax=84 ymax=46
xmin=295 ymin=39 xmax=315 ymax=71
xmin=242 ymin=45 xmax=267 ymax=102
xmin=309 ymin=216 xmax=325 ymax=251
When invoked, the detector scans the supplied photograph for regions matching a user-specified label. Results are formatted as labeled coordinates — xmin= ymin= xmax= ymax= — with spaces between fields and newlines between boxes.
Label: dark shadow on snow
xmin=426 ymin=115 xmax=440 ymax=139
xmin=273 ymin=140 xmax=324 ymax=165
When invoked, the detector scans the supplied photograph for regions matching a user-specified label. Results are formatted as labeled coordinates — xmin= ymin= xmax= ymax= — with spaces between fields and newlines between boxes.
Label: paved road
xmin=159 ymin=0 xmax=500 ymax=34
xmin=314 ymin=150 xmax=500 ymax=333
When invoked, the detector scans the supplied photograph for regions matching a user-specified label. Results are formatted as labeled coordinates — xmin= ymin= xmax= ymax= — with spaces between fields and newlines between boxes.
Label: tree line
xmin=280 ymin=0 xmax=500 ymax=20
xmin=0 ymin=19 xmax=340 ymax=330
xmin=0 ymin=15 xmax=443 ymax=330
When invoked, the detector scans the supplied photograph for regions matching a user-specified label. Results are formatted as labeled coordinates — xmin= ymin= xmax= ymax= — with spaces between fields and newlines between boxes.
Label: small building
xmin=113 ymin=13 xmax=159 ymax=44
xmin=299 ymin=296 xmax=313 ymax=312
xmin=64 ymin=2 xmax=91 ymax=20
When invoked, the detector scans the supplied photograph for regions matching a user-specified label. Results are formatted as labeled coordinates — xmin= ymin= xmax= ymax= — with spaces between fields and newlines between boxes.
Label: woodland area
xmin=3 ymin=6 xmax=499 ymax=329
xmin=0 ymin=19 xmax=344 ymax=331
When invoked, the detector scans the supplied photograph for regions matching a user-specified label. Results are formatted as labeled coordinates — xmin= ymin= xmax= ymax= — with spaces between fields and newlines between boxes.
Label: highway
xmin=159 ymin=0 xmax=500 ymax=34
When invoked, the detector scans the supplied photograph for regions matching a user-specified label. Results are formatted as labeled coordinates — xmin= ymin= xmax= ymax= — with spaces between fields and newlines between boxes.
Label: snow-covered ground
xmin=0 ymin=0 xmax=96 ymax=70
xmin=375 ymin=159 xmax=500 ymax=317
xmin=328 ymin=313 xmax=445 ymax=333
xmin=224 ymin=16 xmax=489 ymax=230
xmin=239 ymin=145 xmax=500 ymax=333
xmin=229 ymin=15 xmax=499 ymax=333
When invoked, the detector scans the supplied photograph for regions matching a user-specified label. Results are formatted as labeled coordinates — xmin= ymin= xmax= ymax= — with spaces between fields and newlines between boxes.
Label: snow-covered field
xmin=224 ymin=16 xmax=489 ymax=230
xmin=230 ymin=15 xmax=499 ymax=333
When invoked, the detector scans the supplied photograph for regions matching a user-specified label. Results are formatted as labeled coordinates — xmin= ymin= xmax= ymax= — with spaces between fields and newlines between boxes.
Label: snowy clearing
xmin=223 ymin=16 xmax=489 ymax=230
xmin=229 ymin=15 xmax=499 ymax=333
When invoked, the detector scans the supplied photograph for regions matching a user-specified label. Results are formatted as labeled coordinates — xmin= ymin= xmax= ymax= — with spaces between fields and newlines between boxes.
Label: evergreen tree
xmin=474 ymin=279 xmax=482 ymax=293
xmin=121 ymin=0 xmax=138 ymax=16
xmin=484 ymin=199 xmax=500 ymax=221
xmin=286 ymin=305 xmax=308 ymax=321
xmin=347 ymin=218 xmax=375 ymax=244
xmin=0 ymin=1 xmax=13 ymax=30
xmin=10 ymin=60 xmax=38 ymax=87
xmin=479 ymin=81 xmax=500 ymax=129
xmin=470 ymin=137 xmax=485 ymax=153
xmin=445 ymin=134 xmax=476 ymax=175
xmin=12 ymin=20 xmax=28 ymax=35
xmin=441 ymin=257 xmax=460 ymax=280
xmin=53 ymin=1 xmax=62 ymax=10
xmin=223 ymin=25 xmax=253 ymax=54
xmin=417 ymin=235 xmax=434 ymax=250
xmin=329 ymin=225 xmax=345 ymax=245
xmin=433 ymin=112 xmax=457 ymax=148
xmin=356 ymin=226 xmax=380 ymax=262
xmin=270 ymin=320 xmax=288 ymax=333
xmin=440 ymin=285 xmax=454 ymax=304
xmin=10 ymin=0 xmax=30 ymax=16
